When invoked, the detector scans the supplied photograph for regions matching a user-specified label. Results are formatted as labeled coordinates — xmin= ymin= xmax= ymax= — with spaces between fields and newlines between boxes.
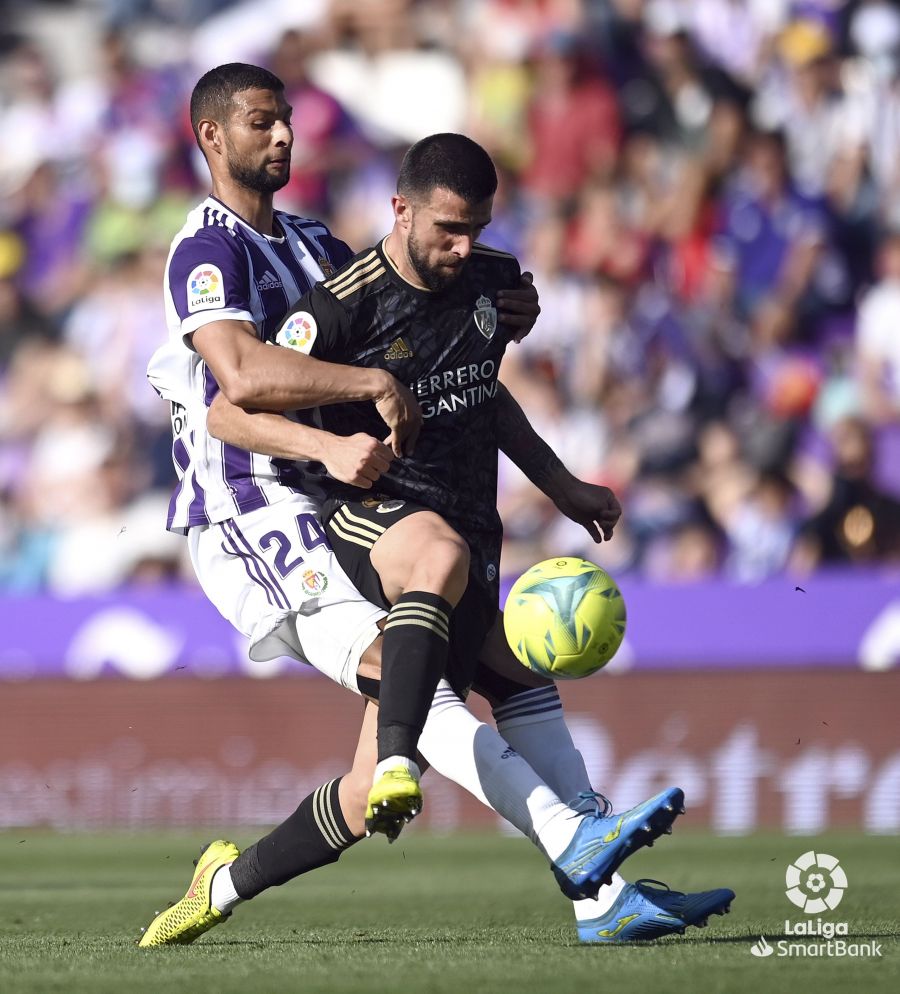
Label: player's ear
xmin=392 ymin=195 xmax=412 ymax=229
xmin=197 ymin=119 xmax=222 ymax=156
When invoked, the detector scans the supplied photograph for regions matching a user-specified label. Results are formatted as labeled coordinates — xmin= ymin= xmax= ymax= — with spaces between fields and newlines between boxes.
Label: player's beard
xmin=226 ymin=144 xmax=290 ymax=195
xmin=407 ymin=225 xmax=465 ymax=292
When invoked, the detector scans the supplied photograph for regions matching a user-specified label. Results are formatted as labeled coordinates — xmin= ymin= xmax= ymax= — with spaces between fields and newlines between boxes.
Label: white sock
xmin=373 ymin=756 xmax=421 ymax=783
xmin=577 ymin=872 xmax=627 ymax=917
xmin=418 ymin=681 xmax=581 ymax=860
xmin=210 ymin=865 xmax=242 ymax=914
xmin=493 ymin=686 xmax=591 ymax=801
xmin=494 ymin=685 xmax=627 ymax=919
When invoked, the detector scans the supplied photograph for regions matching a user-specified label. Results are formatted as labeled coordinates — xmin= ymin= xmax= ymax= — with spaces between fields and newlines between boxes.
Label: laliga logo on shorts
xmin=785 ymin=851 xmax=847 ymax=913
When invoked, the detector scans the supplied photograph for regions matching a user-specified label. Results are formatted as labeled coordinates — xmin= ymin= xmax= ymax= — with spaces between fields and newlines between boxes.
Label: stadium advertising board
xmin=2 ymin=669 xmax=897 ymax=834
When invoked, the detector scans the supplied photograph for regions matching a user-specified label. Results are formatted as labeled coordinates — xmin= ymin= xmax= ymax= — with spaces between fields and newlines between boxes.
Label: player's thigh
xmin=189 ymin=499 xmax=385 ymax=692
xmin=369 ymin=510 xmax=469 ymax=602
xmin=323 ymin=496 xmax=469 ymax=605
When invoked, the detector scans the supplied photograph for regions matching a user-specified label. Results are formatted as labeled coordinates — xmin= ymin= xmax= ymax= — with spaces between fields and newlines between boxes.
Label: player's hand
xmin=498 ymin=271 xmax=541 ymax=344
xmin=553 ymin=479 xmax=622 ymax=542
xmin=373 ymin=371 xmax=422 ymax=457
xmin=321 ymin=433 xmax=394 ymax=489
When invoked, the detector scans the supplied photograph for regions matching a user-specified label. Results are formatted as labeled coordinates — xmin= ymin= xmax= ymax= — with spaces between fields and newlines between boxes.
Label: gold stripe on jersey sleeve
xmin=334 ymin=265 xmax=386 ymax=301
xmin=323 ymin=250 xmax=379 ymax=291
xmin=472 ymin=243 xmax=515 ymax=259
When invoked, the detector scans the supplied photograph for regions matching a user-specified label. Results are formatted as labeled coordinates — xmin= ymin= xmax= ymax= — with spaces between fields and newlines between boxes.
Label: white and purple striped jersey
xmin=147 ymin=196 xmax=352 ymax=534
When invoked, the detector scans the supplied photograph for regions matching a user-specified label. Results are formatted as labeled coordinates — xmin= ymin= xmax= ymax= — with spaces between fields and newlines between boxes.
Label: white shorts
xmin=189 ymin=495 xmax=385 ymax=692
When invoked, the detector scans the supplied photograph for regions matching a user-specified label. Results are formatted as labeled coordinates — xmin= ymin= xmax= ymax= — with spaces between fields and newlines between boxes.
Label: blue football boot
xmin=551 ymin=787 xmax=685 ymax=901
xmin=577 ymin=878 xmax=735 ymax=943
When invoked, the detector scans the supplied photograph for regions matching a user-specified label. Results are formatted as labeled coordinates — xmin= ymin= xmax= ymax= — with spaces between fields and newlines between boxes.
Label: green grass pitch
xmin=1 ymin=830 xmax=896 ymax=994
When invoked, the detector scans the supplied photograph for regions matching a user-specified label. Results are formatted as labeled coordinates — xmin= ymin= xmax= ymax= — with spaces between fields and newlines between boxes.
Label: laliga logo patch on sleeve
xmin=276 ymin=311 xmax=317 ymax=354
xmin=186 ymin=264 xmax=225 ymax=313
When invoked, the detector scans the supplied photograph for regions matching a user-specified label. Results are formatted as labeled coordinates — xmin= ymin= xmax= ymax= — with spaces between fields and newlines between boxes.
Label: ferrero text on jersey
xmin=410 ymin=359 xmax=498 ymax=419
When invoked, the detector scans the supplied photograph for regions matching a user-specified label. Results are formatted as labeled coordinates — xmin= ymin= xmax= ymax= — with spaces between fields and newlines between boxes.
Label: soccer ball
xmin=503 ymin=557 xmax=626 ymax=679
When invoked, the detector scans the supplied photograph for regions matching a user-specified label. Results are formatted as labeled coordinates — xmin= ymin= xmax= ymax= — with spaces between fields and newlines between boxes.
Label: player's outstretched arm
xmin=206 ymin=392 xmax=394 ymax=489
xmin=495 ymin=383 xmax=621 ymax=542
xmin=194 ymin=319 xmax=421 ymax=458
xmin=193 ymin=319 xmax=414 ymax=414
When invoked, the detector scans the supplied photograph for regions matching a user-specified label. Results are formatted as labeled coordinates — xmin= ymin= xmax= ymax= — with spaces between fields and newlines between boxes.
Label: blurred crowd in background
xmin=2 ymin=0 xmax=900 ymax=595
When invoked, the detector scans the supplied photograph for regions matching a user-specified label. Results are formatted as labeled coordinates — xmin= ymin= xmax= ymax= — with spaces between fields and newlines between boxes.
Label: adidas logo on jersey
xmin=384 ymin=337 xmax=414 ymax=360
xmin=256 ymin=269 xmax=283 ymax=291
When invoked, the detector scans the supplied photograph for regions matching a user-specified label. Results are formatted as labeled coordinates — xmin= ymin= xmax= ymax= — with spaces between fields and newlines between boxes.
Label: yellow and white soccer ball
xmin=503 ymin=557 xmax=626 ymax=679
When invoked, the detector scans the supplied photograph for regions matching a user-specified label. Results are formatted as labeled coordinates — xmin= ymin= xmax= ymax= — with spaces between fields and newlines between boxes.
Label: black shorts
xmin=321 ymin=494 xmax=500 ymax=696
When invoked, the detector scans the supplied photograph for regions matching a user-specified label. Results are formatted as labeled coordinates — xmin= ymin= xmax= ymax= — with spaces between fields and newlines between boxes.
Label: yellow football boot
xmin=365 ymin=767 xmax=423 ymax=842
xmin=137 ymin=839 xmax=240 ymax=947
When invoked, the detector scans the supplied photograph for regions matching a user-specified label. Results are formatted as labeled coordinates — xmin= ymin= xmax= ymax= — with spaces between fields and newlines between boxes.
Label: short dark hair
xmin=190 ymin=63 xmax=284 ymax=145
xmin=397 ymin=133 xmax=497 ymax=204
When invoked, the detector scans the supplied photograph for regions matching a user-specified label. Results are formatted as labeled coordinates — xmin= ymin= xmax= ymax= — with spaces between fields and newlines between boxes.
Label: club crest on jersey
xmin=301 ymin=569 xmax=328 ymax=597
xmin=318 ymin=255 xmax=337 ymax=277
xmin=276 ymin=311 xmax=317 ymax=354
xmin=187 ymin=264 xmax=225 ymax=313
xmin=473 ymin=294 xmax=497 ymax=340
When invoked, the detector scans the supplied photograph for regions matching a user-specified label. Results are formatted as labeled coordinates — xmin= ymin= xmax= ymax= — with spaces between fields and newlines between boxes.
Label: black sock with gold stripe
xmin=377 ymin=590 xmax=453 ymax=763
xmin=229 ymin=778 xmax=357 ymax=899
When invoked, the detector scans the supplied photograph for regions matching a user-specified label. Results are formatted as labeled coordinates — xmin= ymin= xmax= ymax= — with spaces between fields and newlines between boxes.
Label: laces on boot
xmin=569 ymin=790 xmax=613 ymax=817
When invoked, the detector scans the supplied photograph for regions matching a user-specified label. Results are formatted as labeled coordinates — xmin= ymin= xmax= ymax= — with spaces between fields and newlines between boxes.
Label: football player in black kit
xmin=206 ymin=133 xmax=732 ymax=939
xmin=277 ymin=136 xmax=537 ymax=837
xmin=213 ymin=134 xmax=654 ymax=844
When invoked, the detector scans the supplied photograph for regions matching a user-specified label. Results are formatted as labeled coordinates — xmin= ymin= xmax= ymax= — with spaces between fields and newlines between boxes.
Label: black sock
xmin=377 ymin=591 xmax=452 ymax=763
xmin=229 ymin=777 xmax=358 ymax=900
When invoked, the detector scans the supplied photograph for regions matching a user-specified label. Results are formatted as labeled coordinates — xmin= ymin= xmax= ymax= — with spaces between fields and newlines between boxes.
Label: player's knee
xmin=434 ymin=531 xmax=470 ymax=580
xmin=374 ymin=512 xmax=471 ymax=601
xmin=412 ymin=529 xmax=470 ymax=601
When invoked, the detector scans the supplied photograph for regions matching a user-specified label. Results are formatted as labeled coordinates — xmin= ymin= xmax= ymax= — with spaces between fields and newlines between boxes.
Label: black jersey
xmin=274 ymin=237 xmax=521 ymax=538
